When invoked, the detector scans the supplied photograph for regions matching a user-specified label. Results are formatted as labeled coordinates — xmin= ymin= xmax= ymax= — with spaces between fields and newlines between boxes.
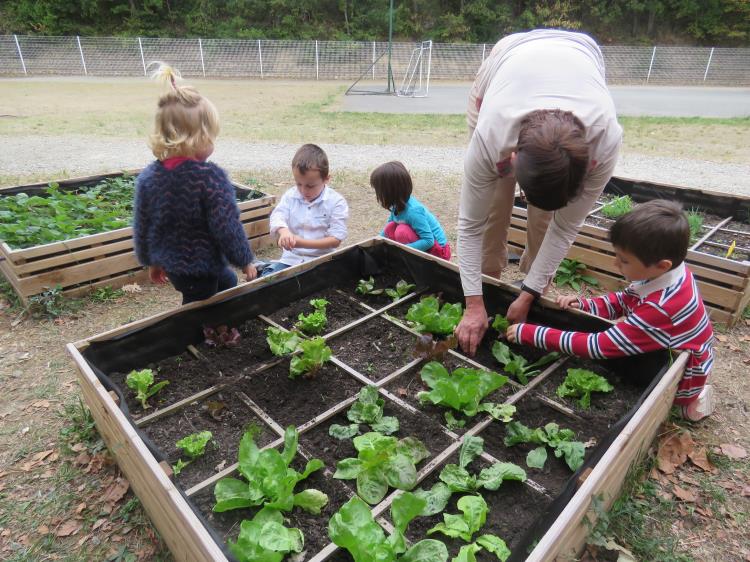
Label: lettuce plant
xmin=213 ymin=426 xmax=328 ymax=514
xmin=125 ymin=368 xmax=169 ymax=409
xmin=406 ymin=296 xmax=463 ymax=335
xmin=385 ymin=280 xmax=416 ymax=302
xmin=295 ymin=298 xmax=329 ymax=335
xmin=414 ymin=436 xmax=525 ymax=517
xmin=356 ymin=277 xmax=383 ymax=296
xmin=454 ymin=535 xmax=512 ymax=562
xmin=333 ymin=432 xmax=429 ymax=504
xmin=556 ymin=368 xmax=614 ymax=409
xmin=491 ymin=341 xmax=559 ymax=385
xmin=289 ymin=336 xmax=332 ymax=378
xmin=329 ymin=385 xmax=399 ymax=440
xmin=173 ymin=430 xmax=213 ymax=476
xmin=329 ymin=493 xmax=448 ymax=562
xmin=203 ymin=324 xmax=241 ymax=348
xmin=491 ymin=313 xmax=510 ymax=333
xmin=417 ymin=362 xmax=513 ymax=423
xmin=228 ymin=506 xmax=304 ymax=562
xmin=265 ymin=326 xmax=303 ymax=356
xmin=504 ymin=421 xmax=586 ymax=472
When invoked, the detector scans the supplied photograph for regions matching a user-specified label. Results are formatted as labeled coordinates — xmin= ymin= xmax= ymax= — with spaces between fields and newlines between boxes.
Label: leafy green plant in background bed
xmin=329 ymin=385 xmax=399 ymax=440
xmin=0 ymin=176 xmax=136 ymax=249
xmin=491 ymin=341 xmax=559 ymax=385
xmin=406 ymin=295 xmax=463 ymax=335
xmin=125 ymin=368 xmax=169 ymax=409
xmin=414 ymin=436 xmax=526 ymax=517
xmin=229 ymin=506 xmax=304 ymax=562
xmin=295 ymin=298 xmax=329 ymax=335
xmin=504 ymin=421 xmax=586 ymax=472
xmin=417 ymin=361 xmax=515 ymax=425
xmin=214 ymin=426 xmax=328 ymax=514
xmin=556 ymin=368 xmax=614 ymax=409
xmin=266 ymin=326 xmax=303 ymax=356
xmin=172 ymin=430 xmax=213 ymax=476
xmin=554 ymin=258 xmax=599 ymax=292
xmin=687 ymin=208 xmax=704 ymax=244
xmin=333 ymin=431 xmax=430 ymax=504
xmin=356 ymin=277 xmax=383 ymax=296
xmin=329 ymin=493 xmax=449 ymax=562
xmin=289 ymin=336 xmax=332 ymax=378
xmin=600 ymin=195 xmax=633 ymax=219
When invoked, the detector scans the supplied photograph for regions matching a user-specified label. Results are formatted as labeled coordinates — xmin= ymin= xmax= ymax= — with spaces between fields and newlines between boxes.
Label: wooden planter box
xmin=67 ymin=238 xmax=685 ymax=562
xmin=0 ymin=170 xmax=275 ymax=303
xmin=509 ymin=176 xmax=750 ymax=326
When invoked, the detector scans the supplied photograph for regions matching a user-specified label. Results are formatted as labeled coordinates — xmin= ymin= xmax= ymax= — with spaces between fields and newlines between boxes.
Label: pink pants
xmin=383 ymin=222 xmax=452 ymax=260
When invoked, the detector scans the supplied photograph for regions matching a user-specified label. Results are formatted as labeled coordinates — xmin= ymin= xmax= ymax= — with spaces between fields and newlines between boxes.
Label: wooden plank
xmin=527 ymin=352 xmax=687 ymax=561
xmin=5 ymin=226 xmax=135 ymax=263
xmin=66 ymin=343 xmax=228 ymax=562
xmin=13 ymin=239 xmax=135 ymax=276
xmin=242 ymin=218 xmax=270 ymax=238
xmin=60 ymin=268 xmax=151 ymax=301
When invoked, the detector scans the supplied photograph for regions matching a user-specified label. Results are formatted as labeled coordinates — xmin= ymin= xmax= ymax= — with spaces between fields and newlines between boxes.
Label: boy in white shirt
xmin=260 ymin=144 xmax=349 ymax=276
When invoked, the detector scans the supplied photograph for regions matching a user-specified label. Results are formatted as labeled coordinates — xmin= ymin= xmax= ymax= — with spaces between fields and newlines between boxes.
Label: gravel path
xmin=2 ymin=134 xmax=749 ymax=195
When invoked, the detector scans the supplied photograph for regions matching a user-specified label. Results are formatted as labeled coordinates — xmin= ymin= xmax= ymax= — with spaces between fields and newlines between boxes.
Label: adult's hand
xmin=455 ymin=295 xmax=489 ymax=356
xmin=506 ymin=291 xmax=535 ymax=323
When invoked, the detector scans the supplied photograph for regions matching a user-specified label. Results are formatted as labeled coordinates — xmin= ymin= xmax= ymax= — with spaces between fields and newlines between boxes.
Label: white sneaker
xmin=683 ymin=385 xmax=715 ymax=421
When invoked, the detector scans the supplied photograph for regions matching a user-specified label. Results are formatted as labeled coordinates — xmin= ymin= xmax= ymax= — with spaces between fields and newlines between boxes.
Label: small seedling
xmin=173 ymin=430 xmax=213 ymax=475
xmin=687 ymin=209 xmax=704 ymax=244
xmin=406 ymin=295 xmax=463 ymax=335
xmin=355 ymin=277 xmax=383 ymax=296
xmin=295 ymin=298 xmax=329 ymax=335
xmin=90 ymin=285 xmax=124 ymax=303
xmin=125 ymin=368 xmax=169 ymax=409
xmin=385 ymin=280 xmax=416 ymax=301
xmin=556 ymin=368 xmax=614 ymax=409
xmin=504 ymin=421 xmax=585 ymax=471
xmin=491 ymin=341 xmax=559 ymax=385
xmin=329 ymin=385 xmax=399 ymax=440
xmin=600 ymin=195 xmax=632 ymax=219
xmin=203 ymin=325 xmax=241 ymax=348
xmin=289 ymin=337 xmax=332 ymax=378
xmin=266 ymin=326 xmax=303 ymax=356
xmin=554 ymin=258 xmax=599 ymax=292
xmin=491 ymin=314 xmax=510 ymax=333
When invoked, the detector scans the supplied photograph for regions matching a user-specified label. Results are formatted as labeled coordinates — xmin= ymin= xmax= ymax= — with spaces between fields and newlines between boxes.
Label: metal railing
xmin=2 ymin=35 xmax=749 ymax=85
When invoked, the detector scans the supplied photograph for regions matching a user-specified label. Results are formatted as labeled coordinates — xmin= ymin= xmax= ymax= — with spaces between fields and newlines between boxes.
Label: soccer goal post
xmin=397 ymin=40 xmax=432 ymax=98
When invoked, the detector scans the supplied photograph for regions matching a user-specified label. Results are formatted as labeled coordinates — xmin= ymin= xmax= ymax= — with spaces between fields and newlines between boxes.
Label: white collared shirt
xmin=269 ymin=185 xmax=349 ymax=266
xmin=627 ymin=262 xmax=687 ymax=301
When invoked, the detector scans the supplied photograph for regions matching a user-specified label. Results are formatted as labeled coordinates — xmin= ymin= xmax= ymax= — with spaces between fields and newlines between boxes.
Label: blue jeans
xmin=168 ymin=266 xmax=238 ymax=305
xmin=260 ymin=261 xmax=291 ymax=277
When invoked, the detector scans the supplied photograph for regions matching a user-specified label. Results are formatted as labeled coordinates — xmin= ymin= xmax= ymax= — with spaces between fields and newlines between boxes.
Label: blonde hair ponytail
xmin=147 ymin=61 xmax=220 ymax=160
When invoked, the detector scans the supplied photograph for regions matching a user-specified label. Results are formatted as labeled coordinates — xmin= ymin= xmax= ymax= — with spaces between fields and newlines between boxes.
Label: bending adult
xmin=455 ymin=29 xmax=622 ymax=355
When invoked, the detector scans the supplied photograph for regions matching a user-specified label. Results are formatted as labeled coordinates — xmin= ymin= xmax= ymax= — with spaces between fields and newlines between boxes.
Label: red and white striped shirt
xmin=515 ymin=263 xmax=713 ymax=406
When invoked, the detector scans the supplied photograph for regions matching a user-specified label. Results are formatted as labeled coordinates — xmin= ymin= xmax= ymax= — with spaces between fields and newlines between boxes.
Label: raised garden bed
xmin=509 ymin=175 xmax=750 ymax=326
xmin=67 ymin=238 xmax=686 ymax=561
xmin=0 ymin=170 xmax=275 ymax=303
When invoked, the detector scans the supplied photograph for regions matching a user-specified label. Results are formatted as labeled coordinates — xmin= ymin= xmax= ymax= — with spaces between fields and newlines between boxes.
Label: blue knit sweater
xmin=133 ymin=160 xmax=254 ymax=277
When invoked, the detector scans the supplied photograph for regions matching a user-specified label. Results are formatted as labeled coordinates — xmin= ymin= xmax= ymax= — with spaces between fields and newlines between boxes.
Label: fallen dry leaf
xmin=74 ymin=452 xmax=91 ymax=466
xmin=688 ymin=446 xmax=716 ymax=472
xmin=673 ymin=485 xmax=696 ymax=502
xmin=742 ymin=485 xmax=750 ymax=497
xmin=31 ymin=449 xmax=54 ymax=462
xmin=55 ymin=520 xmax=82 ymax=537
xmin=75 ymin=503 xmax=86 ymax=515
xmin=92 ymin=518 xmax=108 ymax=531
xmin=101 ymin=477 xmax=129 ymax=505
xmin=715 ymin=334 xmax=729 ymax=343
xmin=70 ymin=443 xmax=87 ymax=452
xmin=37 ymin=525 xmax=49 ymax=534
xmin=720 ymin=443 xmax=748 ymax=459
xmin=657 ymin=431 xmax=695 ymax=474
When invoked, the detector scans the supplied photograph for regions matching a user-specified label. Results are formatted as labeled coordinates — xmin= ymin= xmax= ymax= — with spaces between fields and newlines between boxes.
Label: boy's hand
xmin=557 ymin=295 xmax=580 ymax=309
xmin=277 ymin=228 xmax=297 ymax=250
xmin=243 ymin=264 xmax=258 ymax=281
xmin=149 ymin=265 xmax=167 ymax=285
xmin=506 ymin=324 xmax=520 ymax=344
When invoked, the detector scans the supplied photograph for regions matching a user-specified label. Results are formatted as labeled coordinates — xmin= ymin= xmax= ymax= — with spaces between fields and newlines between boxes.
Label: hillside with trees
xmin=1 ymin=0 xmax=748 ymax=45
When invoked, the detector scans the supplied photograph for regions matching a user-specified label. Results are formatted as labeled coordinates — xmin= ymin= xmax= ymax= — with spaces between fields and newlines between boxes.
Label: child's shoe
xmin=681 ymin=385 xmax=715 ymax=421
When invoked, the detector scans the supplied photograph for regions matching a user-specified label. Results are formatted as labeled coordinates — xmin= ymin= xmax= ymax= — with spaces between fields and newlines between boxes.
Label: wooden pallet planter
xmin=509 ymin=176 xmax=750 ymax=326
xmin=0 ymin=170 xmax=275 ymax=303
xmin=67 ymin=238 xmax=685 ymax=562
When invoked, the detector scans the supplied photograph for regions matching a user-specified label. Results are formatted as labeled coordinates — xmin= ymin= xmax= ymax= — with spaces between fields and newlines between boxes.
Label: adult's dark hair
xmin=370 ymin=161 xmax=413 ymax=214
xmin=514 ymin=109 xmax=589 ymax=211
xmin=292 ymin=143 xmax=329 ymax=179
xmin=610 ymin=199 xmax=689 ymax=268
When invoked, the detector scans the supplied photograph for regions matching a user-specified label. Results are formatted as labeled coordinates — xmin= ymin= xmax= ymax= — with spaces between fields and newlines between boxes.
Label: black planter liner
xmin=80 ymin=242 xmax=671 ymax=560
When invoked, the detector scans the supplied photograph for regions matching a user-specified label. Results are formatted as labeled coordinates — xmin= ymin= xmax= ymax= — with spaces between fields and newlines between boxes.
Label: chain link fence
xmin=1 ymin=35 xmax=748 ymax=85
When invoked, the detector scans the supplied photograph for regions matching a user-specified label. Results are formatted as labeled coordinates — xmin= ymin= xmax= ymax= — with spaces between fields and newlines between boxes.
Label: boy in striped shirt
xmin=507 ymin=200 xmax=715 ymax=421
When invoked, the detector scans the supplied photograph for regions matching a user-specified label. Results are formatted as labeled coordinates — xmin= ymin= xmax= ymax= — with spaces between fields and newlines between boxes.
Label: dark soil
xmin=141 ymin=389 xmax=278 ymax=491
xmin=338 ymin=271 xmax=419 ymax=308
xmin=236 ymin=359 xmax=364 ymax=428
xmin=189 ymin=448 xmax=354 ymax=559
xmin=108 ymin=318 xmax=275 ymax=417
xmin=384 ymin=354 xmax=514 ymax=434
xmin=479 ymin=396 xmax=599 ymax=498
xmin=698 ymin=228 xmax=750 ymax=262
xmin=397 ymin=452 xmax=552 ymax=561
xmin=329 ymin=315 xmax=418 ymax=382
xmin=532 ymin=359 xmax=646 ymax=430
xmin=584 ymin=214 xmax=615 ymax=230
xmin=268 ymin=288 xmax=368 ymax=335
xmin=299 ymin=398 xmax=455 ymax=497
xmin=469 ymin=331 xmax=554 ymax=380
